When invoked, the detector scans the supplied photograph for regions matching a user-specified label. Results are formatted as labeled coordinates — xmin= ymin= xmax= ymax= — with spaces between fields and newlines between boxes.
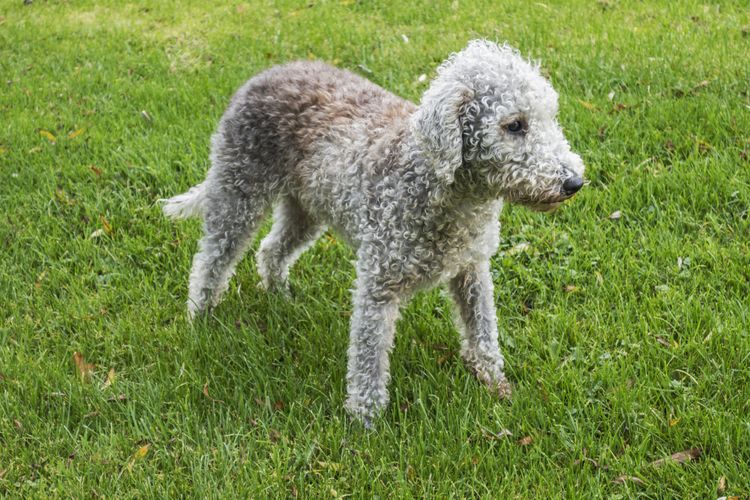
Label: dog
xmin=162 ymin=40 xmax=585 ymax=426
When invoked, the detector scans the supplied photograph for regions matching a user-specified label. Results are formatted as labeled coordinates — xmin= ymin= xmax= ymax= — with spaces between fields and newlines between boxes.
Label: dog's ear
xmin=411 ymin=83 xmax=474 ymax=185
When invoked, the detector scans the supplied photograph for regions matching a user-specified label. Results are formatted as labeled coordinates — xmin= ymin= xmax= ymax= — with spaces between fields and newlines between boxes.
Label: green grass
xmin=2 ymin=0 xmax=749 ymax=496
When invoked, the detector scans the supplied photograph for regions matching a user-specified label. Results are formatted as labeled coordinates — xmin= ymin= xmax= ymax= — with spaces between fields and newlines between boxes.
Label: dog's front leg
xmin=344 ymin=279 xmax=400 ymax=428
xmin=449 ymin=261 xmax=512 ymax=399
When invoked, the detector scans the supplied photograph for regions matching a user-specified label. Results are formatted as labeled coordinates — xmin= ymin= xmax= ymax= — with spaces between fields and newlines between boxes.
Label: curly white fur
xmin=162 ymin=40 xmax=585 ymax=426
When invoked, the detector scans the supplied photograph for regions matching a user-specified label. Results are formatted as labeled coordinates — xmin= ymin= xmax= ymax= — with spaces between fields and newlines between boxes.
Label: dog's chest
xmin=400 ymin=199 xmax=504 ymax=288
xmin=436 ymin=207 xmax=502 ymax=281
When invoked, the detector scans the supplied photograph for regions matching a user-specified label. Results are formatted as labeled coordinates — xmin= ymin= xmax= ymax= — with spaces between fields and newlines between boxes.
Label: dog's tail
xmin=160 ymin=182 xmax=207 ymax=220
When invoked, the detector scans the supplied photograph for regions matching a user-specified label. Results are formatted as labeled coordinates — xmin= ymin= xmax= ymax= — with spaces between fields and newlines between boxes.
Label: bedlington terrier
xmin=162 ymin=40 xmax=585 ymax=425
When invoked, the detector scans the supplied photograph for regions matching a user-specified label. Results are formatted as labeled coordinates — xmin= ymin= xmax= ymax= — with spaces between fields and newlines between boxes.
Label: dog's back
xmin=213 ymin=61 xmax=413 ymax=177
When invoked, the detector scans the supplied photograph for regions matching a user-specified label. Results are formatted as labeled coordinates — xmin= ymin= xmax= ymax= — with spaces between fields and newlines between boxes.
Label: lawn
xmin=1 ymin=0 xmax=749 ymax=496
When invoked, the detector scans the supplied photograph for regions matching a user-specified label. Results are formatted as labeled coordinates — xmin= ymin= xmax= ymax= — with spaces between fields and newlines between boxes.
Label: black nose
xmin=562 ymin=176 xmax=584 ymax=196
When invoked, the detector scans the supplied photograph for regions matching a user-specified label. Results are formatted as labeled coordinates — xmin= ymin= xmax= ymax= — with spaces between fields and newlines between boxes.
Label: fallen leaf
xmin=133 ymin=444 xmax=150 ymax=460
xmin=517 ymin=436 xmax=533 ymax=446
xmin=564 ymin=284 xmax=579 ymax=293
xmin=0 ymin=469 xmax=6 ymax=479
xmin=698 ymin=141 xmax=712 ymax=154
xmin=481 ymin=428 xmax=513 ymax=440
xmin=609 ymin=210 xmax=622 ymax=220
xmin=611 ymin=103 xmax=628 ymax=113
xmin=35 ymin=270 xmax=47 ymax=289
xmin=613 ymin=475 xmax=645 ymax=485
xmin=14 ymin=419 xmax=22 ymax=431
xmin=497 ymin=429 xmax=513 ymax=438
xmin=669 ymin=417 xmax=680 ymax=427
xmin=55 ymin=188 xmax=75 ymax=206
xmin=273 ymin=400 xmax=285 ymax=411
xmin=73 ymin=352 xmax=95 ymax=382
xmin=406 ymin=464 xmax=416 ymax=480
xmin=99 ymin=215 xmax=113 ymax=235
xmin=692 ymin=80 xmax=709 ymax=91
xmin=649 ymin=448 xmax=701 ymax=468
xmin=89 ymin=229 xmax=105 ymax=239
xmin=107 ymin=394 xmax=127 ymax=403
xmin=316 ymin=461 xmax=343 ymax=472
xmin=90 ymin=165 xmax=102 ymax=176
xmin=526 ymin=376 xmax=545 ymax=401
xmin=507 ymin=242 xmax=530 ymax=255
xmin=573 ymin=451 xmax=608 ymax=470
xmin=202 ymin=382 xmax=225 ymax=403
xmin=39 ymin=129 xmax=56 ymax=143
xmin=717 ymin=475 xmax=727 ymax=494
xmin=126 ymin=443 xmax=151 ymax=472
xmin=68 ymin=128 xmax=85 ymax=139
xmin=269 ymin=429 xmax=282 ymax=442
xmin=102 ymin=368 xmax=115 ymax=389
xmin=578 ymin=99 xmax=597 ymax=111
xmin=656 ymin=336 xmax=671 ymax=348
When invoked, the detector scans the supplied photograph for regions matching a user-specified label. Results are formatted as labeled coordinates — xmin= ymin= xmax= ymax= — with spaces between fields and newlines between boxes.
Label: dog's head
xmin=411 ymin=40 xmax=585 ymax=210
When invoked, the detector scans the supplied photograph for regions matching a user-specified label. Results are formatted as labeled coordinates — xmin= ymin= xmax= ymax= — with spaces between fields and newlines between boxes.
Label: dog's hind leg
xmin=256 ymin=195 xmax=324 ymax=294
xmin=186 ymin=185 xmax=271 ymax=318
xmin=448 ymin=261 xmax=512 ymax=399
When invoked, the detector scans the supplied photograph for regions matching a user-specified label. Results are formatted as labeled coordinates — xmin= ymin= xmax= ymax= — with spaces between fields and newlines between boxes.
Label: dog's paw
xmin=186 ymin=301 xmax=210 ymax=323
xmin=464 ymin=361 xmax=512 ymax=400
xmin=494 ymin=377 xmax=512 ymax=400
xmin=361 ymin=415 xmax=375 ymax=431
xmin=345 ymin=407 xmax=377 ymax=430
xmin=344 ymin=394 xmax=386 ymax=430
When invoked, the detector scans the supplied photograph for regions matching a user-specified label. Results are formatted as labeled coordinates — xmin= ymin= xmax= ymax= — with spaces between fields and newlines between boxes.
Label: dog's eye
xmin=505 ymin=120 xmax=525 ymax=134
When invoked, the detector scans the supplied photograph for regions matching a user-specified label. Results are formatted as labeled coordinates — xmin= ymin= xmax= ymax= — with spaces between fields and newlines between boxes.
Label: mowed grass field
xmin=2 ymin=0 xmax=749 ymax=496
